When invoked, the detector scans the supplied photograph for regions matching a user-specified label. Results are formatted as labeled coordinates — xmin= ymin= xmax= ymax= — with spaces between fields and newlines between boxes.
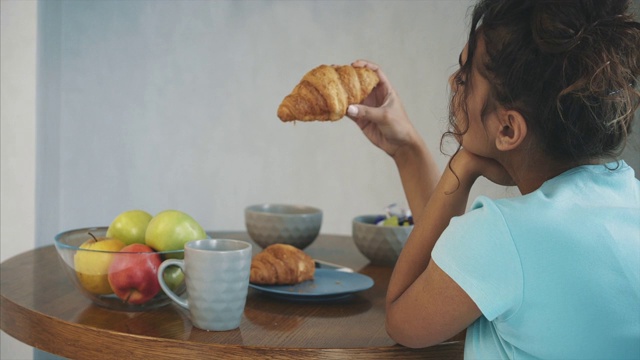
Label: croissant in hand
xmin=250 ymin=244 xmax=315 ymax=285
xmin=277 ymin=64 xmax=380 ymax=122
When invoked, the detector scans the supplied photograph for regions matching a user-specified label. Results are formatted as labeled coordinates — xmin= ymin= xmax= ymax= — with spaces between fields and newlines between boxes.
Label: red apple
xmin=107 ymin=243 xmax=162 ymax=304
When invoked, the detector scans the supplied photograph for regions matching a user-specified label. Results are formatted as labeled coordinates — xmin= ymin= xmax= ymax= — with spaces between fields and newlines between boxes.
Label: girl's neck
xmin=503 ymin=151 xmax=597 ymax=195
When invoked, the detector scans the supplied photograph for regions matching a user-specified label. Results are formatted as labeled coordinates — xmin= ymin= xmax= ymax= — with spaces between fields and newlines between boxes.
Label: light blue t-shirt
xmin=432 ymin=161 xmax=640 ymax=359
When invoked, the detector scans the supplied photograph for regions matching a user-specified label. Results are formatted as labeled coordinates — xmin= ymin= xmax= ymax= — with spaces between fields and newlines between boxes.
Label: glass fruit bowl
xmin=54 ymin=226 xmax=186 ymax=311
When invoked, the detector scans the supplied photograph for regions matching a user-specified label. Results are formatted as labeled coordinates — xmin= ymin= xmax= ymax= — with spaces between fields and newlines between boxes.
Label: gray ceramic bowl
xmin=244 ymin=204 xmax=322 ymax=250
xmin=352 ymin=215 xmax=413 ymax=266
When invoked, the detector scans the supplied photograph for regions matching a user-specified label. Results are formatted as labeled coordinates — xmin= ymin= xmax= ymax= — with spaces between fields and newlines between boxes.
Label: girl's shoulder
xmin=480 ymin=161 xmax=639 ymax=213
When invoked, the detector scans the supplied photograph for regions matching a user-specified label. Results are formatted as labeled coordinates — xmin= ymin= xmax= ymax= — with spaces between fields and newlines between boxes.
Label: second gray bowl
xmin=245 ymin=204 xmax=323 ymax=250
xmin=352 ymin=215 xmax=413 ymax=266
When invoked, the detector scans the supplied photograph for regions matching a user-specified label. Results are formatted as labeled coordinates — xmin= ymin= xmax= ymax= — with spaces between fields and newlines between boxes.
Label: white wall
xmin=1 ymin=0 xmax=37 ymax=264
xmin=32 ymin=0 xmax=640 ymax=245
xmin=1 ymin=0 xmax=38 ymax=359
xmin=35 ymin=0 xmax=480 ymax=243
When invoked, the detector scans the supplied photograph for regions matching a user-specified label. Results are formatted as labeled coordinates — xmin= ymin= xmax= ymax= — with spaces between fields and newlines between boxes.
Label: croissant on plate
xmin=250 ymin=244 xmax=315 ymax=285
xmin=277 ymin=64 xmax=380 ymax=122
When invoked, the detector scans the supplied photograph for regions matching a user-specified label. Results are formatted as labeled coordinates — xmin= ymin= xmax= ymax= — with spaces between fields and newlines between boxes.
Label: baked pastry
xmin=277 ymin=64 xmax=380 ymax=122
xmin=250 ymin=244 xmax=315 ymax=285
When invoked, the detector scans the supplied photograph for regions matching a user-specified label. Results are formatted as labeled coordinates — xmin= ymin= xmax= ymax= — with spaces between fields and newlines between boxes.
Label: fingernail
xmin=347 ymin=105 xmax=358 ymax=117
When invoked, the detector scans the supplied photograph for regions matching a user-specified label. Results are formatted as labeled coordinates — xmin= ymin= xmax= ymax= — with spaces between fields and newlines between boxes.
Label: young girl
xmin=346 ymin=0 xmax=640 ymax=358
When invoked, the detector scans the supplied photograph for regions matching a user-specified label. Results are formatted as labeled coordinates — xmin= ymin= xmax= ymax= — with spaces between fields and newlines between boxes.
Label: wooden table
xmin=1 ymin=232 xmax=464 ymax=359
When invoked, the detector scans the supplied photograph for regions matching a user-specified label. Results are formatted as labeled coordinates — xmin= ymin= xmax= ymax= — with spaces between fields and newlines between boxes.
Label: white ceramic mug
xmin=158 ymin=239 xmax=252 ymax=331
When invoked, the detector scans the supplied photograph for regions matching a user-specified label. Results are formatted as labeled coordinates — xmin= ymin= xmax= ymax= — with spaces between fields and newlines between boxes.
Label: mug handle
xmin=158 ymin=259 xmax=188 ymax=309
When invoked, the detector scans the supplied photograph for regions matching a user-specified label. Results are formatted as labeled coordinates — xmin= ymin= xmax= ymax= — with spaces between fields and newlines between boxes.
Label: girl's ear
xmin=495 ymin=110 xmax=527 ymax=151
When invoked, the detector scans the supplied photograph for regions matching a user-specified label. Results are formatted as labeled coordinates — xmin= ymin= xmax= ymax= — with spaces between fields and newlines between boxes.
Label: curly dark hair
xmin=446 ymin=0 xmax=640 ymax=163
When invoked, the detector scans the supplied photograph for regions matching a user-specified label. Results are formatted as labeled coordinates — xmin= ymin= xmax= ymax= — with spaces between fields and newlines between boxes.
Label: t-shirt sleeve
xmin=432 ymin=196 xmax=523 ymax=321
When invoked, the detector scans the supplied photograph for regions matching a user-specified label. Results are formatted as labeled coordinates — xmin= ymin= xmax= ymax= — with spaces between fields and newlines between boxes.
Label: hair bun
xmin=531 ymin=0 xmax=633 ymax=54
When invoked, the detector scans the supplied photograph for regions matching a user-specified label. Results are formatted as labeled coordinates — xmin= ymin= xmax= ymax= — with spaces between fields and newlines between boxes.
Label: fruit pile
xmin=73 ymin=209 xmax=206 ymax=305
xmin=373 ymin=203 xmax=413 ymax=227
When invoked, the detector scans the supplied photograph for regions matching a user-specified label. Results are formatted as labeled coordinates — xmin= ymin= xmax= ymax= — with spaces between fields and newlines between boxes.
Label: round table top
xmin=1 ymin=231 xmax=463 ymax=359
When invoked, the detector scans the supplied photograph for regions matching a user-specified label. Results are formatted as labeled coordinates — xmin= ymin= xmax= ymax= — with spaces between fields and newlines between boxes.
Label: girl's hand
xmin=346 ymin=60 xmax=420 ymax=158
xmin=451 ymin=149 xmax=515 ymax=188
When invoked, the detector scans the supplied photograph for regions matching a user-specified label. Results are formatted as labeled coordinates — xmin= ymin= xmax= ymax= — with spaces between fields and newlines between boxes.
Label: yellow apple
xmin=74 ymin=234 xmax=126 ymax=294
xmin=106 ymin=209 xmax=153 ymax=245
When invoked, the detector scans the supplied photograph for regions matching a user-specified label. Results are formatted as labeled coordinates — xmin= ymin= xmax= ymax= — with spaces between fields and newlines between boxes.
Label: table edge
xmin=1 ymin=292 xmax=463 ymax=359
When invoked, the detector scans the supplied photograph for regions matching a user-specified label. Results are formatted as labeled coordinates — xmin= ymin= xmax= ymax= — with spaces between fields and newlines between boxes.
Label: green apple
xmin=145 ymin=210 xmax=206 ymax=257
xmin=74 ymin=233 xmax=126 ymax=294
xmin=162 ymin=265 xmax=186 ymax=293
xmin=106 ymin=210 xmax=152 ymax=245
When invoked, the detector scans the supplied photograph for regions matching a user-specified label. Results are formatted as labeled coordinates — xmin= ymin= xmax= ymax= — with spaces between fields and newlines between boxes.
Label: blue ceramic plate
xmin=249 ymin=269 xmax=374 ymax=302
